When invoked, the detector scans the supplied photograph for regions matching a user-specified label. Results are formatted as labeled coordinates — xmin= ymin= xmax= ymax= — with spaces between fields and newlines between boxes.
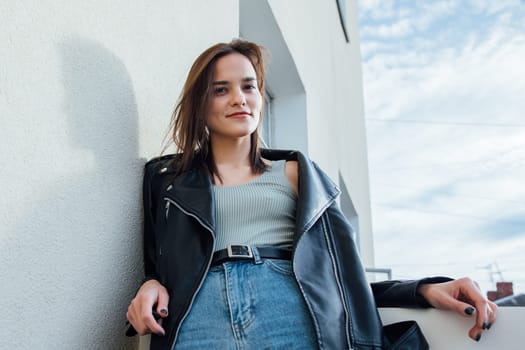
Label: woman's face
xmin=206 ymin=52 xmax=262 ymax=141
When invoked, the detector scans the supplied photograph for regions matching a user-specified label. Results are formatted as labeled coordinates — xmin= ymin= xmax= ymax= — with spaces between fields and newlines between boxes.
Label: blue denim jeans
xmin=173 ymin=257 xmax=318 ymax=349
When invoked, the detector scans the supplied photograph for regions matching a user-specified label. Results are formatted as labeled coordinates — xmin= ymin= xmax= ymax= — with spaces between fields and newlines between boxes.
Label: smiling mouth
xmin=227 ymin=112 xmax=251 ymax=118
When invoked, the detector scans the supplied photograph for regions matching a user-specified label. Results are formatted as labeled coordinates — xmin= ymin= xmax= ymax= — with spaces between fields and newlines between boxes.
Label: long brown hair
xmin=167 ymin=39 xmax=269 ymax=182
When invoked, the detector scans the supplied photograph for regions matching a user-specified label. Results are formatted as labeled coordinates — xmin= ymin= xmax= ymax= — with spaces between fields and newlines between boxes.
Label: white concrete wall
xmin=0 ymin=1 xmax=237 ymax=349
xmin=266 ymin=0 xmax=375 ymax=266
xmin=2 ymin=0 xmax=374 ymax=348
xmin=379 ymin=307 xmax=524 ymax=349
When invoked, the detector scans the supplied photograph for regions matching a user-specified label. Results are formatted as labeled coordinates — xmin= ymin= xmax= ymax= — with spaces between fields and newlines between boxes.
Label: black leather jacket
xmin=140 ymin=149 xmax=443 ymax=350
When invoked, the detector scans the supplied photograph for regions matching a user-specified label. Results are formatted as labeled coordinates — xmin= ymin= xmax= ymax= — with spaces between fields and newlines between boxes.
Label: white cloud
xmin=359 ymin=1 xmax=525 ymax=293
xmin=358 ymin=0 xmax=459 ymax=39
xmin=358 ymin=0 xmax=396 ymax=20
xmin=363 ymin=26 xmax=525 ymax=122
xmin=360 ymin=18 xmax=414 ymax=38
xmin=467 ymin=0 xmax=524 ymax=16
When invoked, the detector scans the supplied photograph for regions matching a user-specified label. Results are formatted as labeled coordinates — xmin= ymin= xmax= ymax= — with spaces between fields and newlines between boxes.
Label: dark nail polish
xmin=475 ymin=333 xmax=481 ymax=342
xmin=160 ymin=308 xmax=168 ymax=315
xmin=482 ymin=322 xmax=488 ymax=329
xmin=464 ymin=307 xmax=475 ymax=315
xmin=486 ymin=323 xmax=492 ymax=330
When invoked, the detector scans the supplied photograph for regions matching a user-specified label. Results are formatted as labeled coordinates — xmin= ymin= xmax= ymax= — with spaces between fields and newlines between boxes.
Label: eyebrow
xmin=212 ymin=77 xmax=257 ymax=85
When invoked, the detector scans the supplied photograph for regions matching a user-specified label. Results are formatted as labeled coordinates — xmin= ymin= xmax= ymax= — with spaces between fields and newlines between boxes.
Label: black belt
xmin=211 ymin=245 xmax=292 ymax=266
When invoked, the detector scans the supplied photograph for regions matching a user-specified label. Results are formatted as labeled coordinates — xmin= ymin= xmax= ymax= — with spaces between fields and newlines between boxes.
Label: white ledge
xmin=139 ymin=307 xmax=523 ymax=349
xmin=379 ymin=306 xmax=523 ymax=350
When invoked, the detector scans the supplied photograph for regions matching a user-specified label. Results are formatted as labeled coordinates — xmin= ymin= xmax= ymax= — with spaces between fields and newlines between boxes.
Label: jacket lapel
xmin=165 ymin=167 xmax=215 ymax=232
xmin=261 ymin=149 xmax=341 ymax=236
xmin=294 ymin=151 xmax=340 ymax=235
xmin=162 ymin=149 xmax=339 ymax=239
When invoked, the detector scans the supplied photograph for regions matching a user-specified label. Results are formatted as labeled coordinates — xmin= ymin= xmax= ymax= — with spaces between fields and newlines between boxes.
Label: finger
xmin=156 ymin=287 xmax=170 ymax=318
xmin=434 ymin=291 xmax=478 ymax=318
xmin=485 ymin=301 xmax=498 ymax=329
xmin=468 ymin=325 xmax=483 ymax=342
xmin=139 ymin=294 xmax=157 ymax=322
xmin=453 ymin=278 xmax=489 ymax=328
xmin=456 ymin=279 xmax=493 ymax=338
xmin=142 ymin=313 xmax=165 ymax=336
xmin=127 ymin=306 xmax=149 ymax=336
xmin=127 ymin=300 xmax=147 ymax=335
xmin=472 ymin=298 xmax=490 ymax=329
xmin=489 ymin=301 xmax=498 ymax=322
xmin=137 ymin=299 xmax=165 ymax=336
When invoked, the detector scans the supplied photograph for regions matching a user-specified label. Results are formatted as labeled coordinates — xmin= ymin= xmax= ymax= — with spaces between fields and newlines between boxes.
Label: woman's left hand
xmin=417 ymin=277 xmax=498 ymax=342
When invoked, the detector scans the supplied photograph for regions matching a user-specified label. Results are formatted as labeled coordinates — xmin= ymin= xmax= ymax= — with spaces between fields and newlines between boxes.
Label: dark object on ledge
xmin=494 ymin=293 xmax=525 ymax=306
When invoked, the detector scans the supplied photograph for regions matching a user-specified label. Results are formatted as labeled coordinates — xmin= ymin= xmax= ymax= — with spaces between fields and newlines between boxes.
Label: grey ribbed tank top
xmin=212 ymin=160 xmax=297 ymax=252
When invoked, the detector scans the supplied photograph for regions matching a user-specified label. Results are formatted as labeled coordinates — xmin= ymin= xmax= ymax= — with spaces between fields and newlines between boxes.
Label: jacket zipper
xmin=163 ymin=196 xmax=215 ymax=349
xmin=165 ymin=200 xmax=170 ymax=219
xmin=292 ymin=197 xmax=354 ymax=350
xmin=163 ymin=190 xmax=347 ymax=348
xmin=321 ymin=215 xmax=353 ymax=349
xmin=291 ymin=232 xmax=354 ymax=350
xmin=291 ymin=264 xmax=324 ymax=349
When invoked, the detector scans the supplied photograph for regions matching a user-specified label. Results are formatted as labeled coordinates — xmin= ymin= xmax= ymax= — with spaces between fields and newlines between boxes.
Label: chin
xmin=231 ymin=127 xmax=258 ymax=137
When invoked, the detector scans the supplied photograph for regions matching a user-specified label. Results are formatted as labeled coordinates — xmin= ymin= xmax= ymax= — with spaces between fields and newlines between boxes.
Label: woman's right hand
xmin=126 ymin=279 xmax=170 ymax=336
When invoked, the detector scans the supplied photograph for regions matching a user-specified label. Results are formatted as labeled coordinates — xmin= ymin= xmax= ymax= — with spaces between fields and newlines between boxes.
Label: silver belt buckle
xmin=227 ymin=244 xmax=253 ymax=259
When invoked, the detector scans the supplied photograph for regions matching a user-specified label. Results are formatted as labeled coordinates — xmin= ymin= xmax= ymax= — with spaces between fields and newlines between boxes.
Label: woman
xmin=126 ymin=39 xmax=497 ymax=349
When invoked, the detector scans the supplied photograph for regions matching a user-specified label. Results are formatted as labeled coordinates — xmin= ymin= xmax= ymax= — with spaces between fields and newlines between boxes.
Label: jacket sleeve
xmin=125 ymin=162 xmax=161 ymax=337
xmin=371 ymin=277 xmax=453 ymax=308
xmin=142 ymin=161 xmax=160 ymax=282
xmin=326 ymin=197 xmax=453 ymax=308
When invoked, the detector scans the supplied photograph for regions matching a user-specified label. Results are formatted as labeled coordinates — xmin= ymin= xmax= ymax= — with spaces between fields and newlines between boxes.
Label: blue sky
xmin=357 ymin=0 xmax=525 ymax=294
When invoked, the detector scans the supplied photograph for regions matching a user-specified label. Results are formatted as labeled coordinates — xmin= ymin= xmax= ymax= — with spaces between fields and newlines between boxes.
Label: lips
xmin=227 ymin=111 xmax=251 ymax=118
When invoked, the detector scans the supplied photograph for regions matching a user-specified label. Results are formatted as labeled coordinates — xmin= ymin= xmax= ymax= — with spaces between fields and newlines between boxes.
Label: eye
xmin=214 ymin=87 xmax=227 ymax=95
xmin=243 ymin=84 xmax=257 ymax=91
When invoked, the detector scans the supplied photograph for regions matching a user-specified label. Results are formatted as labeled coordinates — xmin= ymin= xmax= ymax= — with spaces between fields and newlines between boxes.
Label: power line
xmin=378 ymin=255 xmax=525 ymax=267
xmin=370 ymin=182 xmax=525 ymax=207
xmin=386 ymin=274 xmax=525 ymax=284
xmin=372 ymin=202 xmax=488 ymax=221
xmin=370 ymin=158 xmax=505 ymax=172
xmin=366 ymin=118 xmax=525 ymax=127
xmin=373 ymin=203 xmax=525 ymax=225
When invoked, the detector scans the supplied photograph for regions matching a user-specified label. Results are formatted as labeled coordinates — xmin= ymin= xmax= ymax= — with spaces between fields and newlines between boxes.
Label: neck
xmin=210 ymin=135 xmax=253 ymax=169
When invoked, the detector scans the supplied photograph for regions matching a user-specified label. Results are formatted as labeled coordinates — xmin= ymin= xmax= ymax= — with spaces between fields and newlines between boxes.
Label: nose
xmin=231 ymin=87 xmax=246 ymax=106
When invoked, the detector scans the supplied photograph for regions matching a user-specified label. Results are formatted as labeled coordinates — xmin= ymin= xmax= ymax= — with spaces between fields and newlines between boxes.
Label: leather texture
xmin=383 ymin=321 xmax=429 ymax=350
xmin=135 ymin=149 xmax=446 ymax=349
xmin=210 ymin=246 xmax=292 ymax=266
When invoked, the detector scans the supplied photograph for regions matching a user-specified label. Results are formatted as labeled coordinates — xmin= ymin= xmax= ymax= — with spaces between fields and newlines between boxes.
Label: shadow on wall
xmin=2 ymin=37 xmax=144 ymax=349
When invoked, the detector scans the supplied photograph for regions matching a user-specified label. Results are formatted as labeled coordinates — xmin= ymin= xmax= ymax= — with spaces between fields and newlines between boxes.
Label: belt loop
xmin=252 ymin=246 xmax=263 ymax=264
